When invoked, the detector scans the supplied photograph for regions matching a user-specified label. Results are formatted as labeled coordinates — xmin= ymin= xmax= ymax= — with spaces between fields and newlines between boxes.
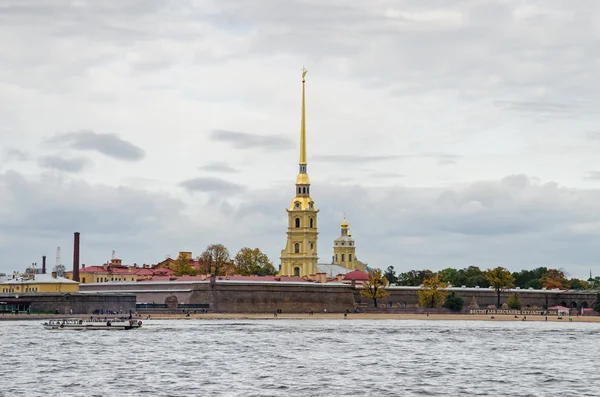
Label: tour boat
xmin=42 ymin=318 xmax=143 ymax=330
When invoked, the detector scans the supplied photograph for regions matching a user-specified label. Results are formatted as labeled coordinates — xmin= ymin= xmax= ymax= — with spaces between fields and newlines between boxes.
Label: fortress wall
xmin=79 ymin=282 xmax=599 ymax=312
xmin=190 ymin=283 xmax=355 ymax=313
xmin=355 ymin=288 xmax=598 ymax=309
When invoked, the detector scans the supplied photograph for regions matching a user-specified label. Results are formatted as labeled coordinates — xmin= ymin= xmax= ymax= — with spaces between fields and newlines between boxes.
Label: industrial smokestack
xmin=42 ymin=255 xmax=46 ymax=274
xmin=73 ymin=232 xmax=80 ymax=282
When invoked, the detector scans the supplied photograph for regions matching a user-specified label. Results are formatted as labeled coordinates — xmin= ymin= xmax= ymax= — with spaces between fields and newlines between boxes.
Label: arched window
xmin=298 ymin=188 xmax=301 ymax=195
xmin=341 ymin=254 xmax=345 ymax=262
xmin=302 ymin=187 xmax=306 ymax=194
xmin=82 ymin=277 xmax=86 ymax=284
xmin=309 ymin=242 xmax=314 ymax=250
xmin=295 ymin=218 xmax=300 ymax=228
xmin=349 ymin=254 xmax=352 ymax=262
xmin=335 ymin=254 xmax=338 ymax=263
xmin=309 ymin=218 xmax=314 ymax=228
xmin=294 ymin=267 xmax=300 ymax=276
xmin=294 ymin=243 xmax=300 ymax=253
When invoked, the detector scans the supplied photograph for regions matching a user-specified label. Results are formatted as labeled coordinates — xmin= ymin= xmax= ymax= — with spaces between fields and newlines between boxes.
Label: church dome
xmin=343 ymin=269 xmax=369 ymax=281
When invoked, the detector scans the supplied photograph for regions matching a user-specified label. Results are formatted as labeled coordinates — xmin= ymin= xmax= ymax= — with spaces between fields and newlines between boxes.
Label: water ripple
xmin=0 ymin=319 xmax=597 ymax=396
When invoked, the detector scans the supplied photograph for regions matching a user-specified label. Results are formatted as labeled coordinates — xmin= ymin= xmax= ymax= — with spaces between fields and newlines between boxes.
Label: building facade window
xmin=295 ymin=218 xmax=300 ymax=228
xmin=349 ymin=254 xmax=352 ymax=262
xmin=335 ymin=254 xmax=338 ymax=263
xmin=294 ymin=243 xmax=300 ymax=253
xmin=342 ymin=254 xmax=345 ymax=262
xmin=294 ymin=267 xmax=300 ymax=276
xmin=309 ymin=218 xmax=314 ymax=228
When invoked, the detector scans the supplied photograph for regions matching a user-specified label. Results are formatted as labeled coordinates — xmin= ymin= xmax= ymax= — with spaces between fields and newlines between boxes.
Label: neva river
xmin=1 ymin=319 xmax=598 ymax=396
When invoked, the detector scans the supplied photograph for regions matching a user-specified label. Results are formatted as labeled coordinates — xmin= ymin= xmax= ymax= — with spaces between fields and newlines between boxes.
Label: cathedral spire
xmin=299 ymin=67 xmax=307 ymax=170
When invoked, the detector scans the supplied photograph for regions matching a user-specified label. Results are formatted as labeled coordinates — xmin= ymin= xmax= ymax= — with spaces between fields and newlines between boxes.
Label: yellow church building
xmin=279 ymin=69 xmax=367 ymax=278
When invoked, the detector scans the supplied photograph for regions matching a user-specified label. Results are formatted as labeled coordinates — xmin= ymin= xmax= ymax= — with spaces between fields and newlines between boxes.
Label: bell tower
xmin=333 ymin=216 xmax=356 ymax=270
xmin=279 ymin=68 xmax=319 ymax=277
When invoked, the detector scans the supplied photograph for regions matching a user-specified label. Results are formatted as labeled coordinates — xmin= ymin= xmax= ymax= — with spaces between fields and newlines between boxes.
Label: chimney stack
xmin=73 ymin=232 xmax=80 ymax=282
xmin=42 ymin=255 xmax=46 ymax=274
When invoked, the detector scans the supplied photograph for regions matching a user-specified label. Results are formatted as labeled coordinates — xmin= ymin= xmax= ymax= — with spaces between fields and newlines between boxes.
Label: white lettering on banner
xmin=469 ymin=309 xmax=544 ymax=315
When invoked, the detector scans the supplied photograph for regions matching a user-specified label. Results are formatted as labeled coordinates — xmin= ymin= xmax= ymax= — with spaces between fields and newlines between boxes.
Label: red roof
xmin=343 ymin=270 xmax=369 ymax=281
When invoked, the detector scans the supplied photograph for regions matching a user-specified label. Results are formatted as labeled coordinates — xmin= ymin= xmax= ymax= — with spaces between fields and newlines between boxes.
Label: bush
xmin=507 ymin=293 xmax=522 ymax=310
xmin=443 ymin=292 xmax=464 ymax=311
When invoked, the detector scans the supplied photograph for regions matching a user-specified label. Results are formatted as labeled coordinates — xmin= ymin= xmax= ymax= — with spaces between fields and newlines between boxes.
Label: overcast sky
xmin=1 ymin=0 xmax=600 ymax=278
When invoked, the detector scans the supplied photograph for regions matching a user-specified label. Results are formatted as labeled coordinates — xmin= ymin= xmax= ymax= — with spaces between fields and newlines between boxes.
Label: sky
xmin=1 ymin=0 xmax=600 ymax=278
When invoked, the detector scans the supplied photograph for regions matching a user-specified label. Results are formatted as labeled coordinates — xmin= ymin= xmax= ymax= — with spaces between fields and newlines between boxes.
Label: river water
xmin=0 ymin=319 xmax=598 ymax=396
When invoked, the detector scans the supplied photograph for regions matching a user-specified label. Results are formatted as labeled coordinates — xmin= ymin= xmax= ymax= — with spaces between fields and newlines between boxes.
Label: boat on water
xmin=42 ymin=318 xmax=143 ymax=330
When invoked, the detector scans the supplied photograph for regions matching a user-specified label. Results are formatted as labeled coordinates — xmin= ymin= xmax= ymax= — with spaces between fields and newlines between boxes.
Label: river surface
xmin=0 ymin=319 xmax=598 ymax=396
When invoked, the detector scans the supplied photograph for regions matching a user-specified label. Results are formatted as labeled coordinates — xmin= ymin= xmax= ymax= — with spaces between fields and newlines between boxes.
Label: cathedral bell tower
xmin=279 ymin=68 xmax=319 ymax=277
xmin=333 ymin=216 xmax=356 ymax=270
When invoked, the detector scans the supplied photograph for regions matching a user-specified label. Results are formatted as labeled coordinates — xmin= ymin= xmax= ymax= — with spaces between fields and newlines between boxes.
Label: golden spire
xmin=300 ymin=67 xmax=307 ymax=165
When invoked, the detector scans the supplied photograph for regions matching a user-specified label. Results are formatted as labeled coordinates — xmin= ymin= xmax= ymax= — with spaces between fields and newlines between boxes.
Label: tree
xmin=383 ymin=266 xmax=398 ymax=285
xmin=234 ymin=247 xmax=276 ymax=276
xmin=485 ymin=266 xmax=515 ymax=308
xmin=443 ymin=292 xmax=464 ymax=311
xmin=593 ymin=293 xmax=600 ymax=313
xmin=417 ymin=274 xmax=448 ymax=308
xmin=439 ymin=268 xmax=460 ymax=286
xmin=359 ymin=268 xmax=390 ymax=307
xmin=53 ymin=264 xmax=66 ymax=277
xmin=170 ymin=252 xmax=199 ymax=276
xmin=567 ymin=278 xmax=590 ymax=290
xmin=540 ymin=269 xmax=568 ymax=289
xmin=198 ymin=244 xmax=231 ymax=276
xmin=507 ymin=293 xmax=522 ymax=310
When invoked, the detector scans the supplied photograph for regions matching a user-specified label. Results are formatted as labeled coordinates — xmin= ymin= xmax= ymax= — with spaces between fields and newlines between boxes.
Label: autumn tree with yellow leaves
xmin=360 ymin=268 xmax=390 ymax=307
xmin=485 ymin=266 xmax=515 ymax=308
xmin=417 ymin=274 xmax=448 ymax=308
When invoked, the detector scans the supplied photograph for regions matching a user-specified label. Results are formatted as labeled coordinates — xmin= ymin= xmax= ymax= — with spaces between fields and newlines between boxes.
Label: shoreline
xmin=1 ymin=312 xmax=598 ymax=322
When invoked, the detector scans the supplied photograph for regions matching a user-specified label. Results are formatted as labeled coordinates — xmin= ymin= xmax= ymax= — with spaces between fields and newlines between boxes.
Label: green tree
xmin=170 ymin=252 xmax=199 ymax=276
xmin=567 ymin=278 xmax=590 ymax=290
xmin=507 ymin=293 xmax=522 ymax=310
xmin=485 ymin=266 xmax=515 ymax=308
xmin=359 ymin=268 xmax=390 ymax=307
xmin=417 ymin=274 xmax=448 ymax=308
xmin=463 ymin=266 xmax=488 ymax=287
xmin=593 ymin=293 xmax=600 ymax=313
xmin=198 ymin=244 xmax=231 ymax=276
xmin=439 ymin=267 xmax=460 ymax=286
xmin=234 ymin=247 xmax=276 ymax=276
xmin=383 ymin=266 xmax=398 ymax=285
xmin=443 ymin=292 xmax=464 ymax=311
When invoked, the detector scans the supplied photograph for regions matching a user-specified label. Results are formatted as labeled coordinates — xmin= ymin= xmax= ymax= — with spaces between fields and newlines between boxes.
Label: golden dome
xmin=341 ymin=219 xmax=348 ymax=228
xmin=296 ymin=173 xmax=310 ymax=185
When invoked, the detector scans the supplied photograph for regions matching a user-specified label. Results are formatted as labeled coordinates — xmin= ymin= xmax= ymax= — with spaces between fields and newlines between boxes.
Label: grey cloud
xmin=584 ymin=171 xmax=600 ymax=181
xmin=198 ymin=162 xmax=240 ymax=173
xmin=210 ymin=130 xmax=294 ymax=150
xmin=46 ymin=130 xmax=145 ymax=161
xmin=494 ymin=100 xmax=590 ymax=119
xmin=179 ymin=177 xmax=245 ymax=193
xmin=438 ymin=159 xmax=457 ymax=166
xmin=38 ymin=155 xmax=89 ymax=173
xmin=586 ymin=131 xmax=600 ymax=141
xmin=3 ymin=148 xmax=29 ymax=162
xmin=313 ymin=153 xmax=460 ymax=164
xmin=313 ymin=155 xmax=405 ymax=163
